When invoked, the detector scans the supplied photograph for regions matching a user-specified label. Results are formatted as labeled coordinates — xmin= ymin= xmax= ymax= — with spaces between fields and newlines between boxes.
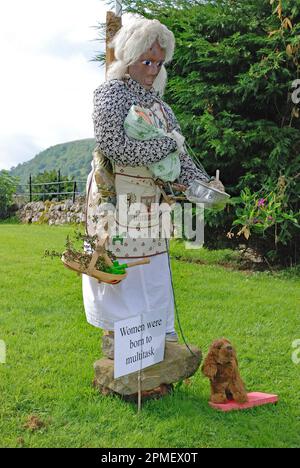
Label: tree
xmin=0 ymin=171 xmax=19 ymax=219
xmin=96 ymin=0 xmax=300 ymax=264
xmin=30 ymin=170 xmax=75 ymax=202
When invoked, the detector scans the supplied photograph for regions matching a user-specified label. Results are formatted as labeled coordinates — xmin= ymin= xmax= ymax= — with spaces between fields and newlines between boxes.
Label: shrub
xmin=100 ymin=0 xmax=300 ymax=264
xmin=0 ymin=170 xmax=19 ymax=219
xmin=30 ymin=170 xmax=76 ymax=202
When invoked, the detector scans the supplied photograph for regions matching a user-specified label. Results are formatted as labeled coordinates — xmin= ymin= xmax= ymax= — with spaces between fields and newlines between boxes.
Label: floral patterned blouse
xmin=92 ymin=75 xmax=210 ymax=187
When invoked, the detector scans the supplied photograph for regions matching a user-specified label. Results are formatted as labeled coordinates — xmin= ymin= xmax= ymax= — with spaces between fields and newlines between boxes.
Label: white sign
xmin=114 ymin=309 xmax=166 ymax=379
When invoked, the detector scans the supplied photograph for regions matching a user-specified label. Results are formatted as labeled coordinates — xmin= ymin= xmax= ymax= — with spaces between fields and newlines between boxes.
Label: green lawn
xmin=0 ymin=224 xmax=299 ymax=448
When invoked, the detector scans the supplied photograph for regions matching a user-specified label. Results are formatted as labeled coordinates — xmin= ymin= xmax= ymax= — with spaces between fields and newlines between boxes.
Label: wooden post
xmin=105 ymin=11 xmax=122 ymax=76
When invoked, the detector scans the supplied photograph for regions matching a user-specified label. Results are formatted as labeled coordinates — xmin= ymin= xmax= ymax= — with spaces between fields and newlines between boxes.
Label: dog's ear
xmin=201 ymin=348 xmax=218 ymax=379
xmin=231 ymin=349 xmax=239 ymax=375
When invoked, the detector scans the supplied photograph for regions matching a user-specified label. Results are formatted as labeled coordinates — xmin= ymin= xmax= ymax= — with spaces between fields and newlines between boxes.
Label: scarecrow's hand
xmin=172 ymin=183 xmax=187 ymax=192
xmin=166 ymin=130 xmax=185 ymax=152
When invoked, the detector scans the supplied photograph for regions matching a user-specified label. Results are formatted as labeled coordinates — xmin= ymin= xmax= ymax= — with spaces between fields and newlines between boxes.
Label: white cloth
xmin=82 ymin=252 xmax=175 ymax=332
xmin=166 ymin=129 xmax=186 ymax=152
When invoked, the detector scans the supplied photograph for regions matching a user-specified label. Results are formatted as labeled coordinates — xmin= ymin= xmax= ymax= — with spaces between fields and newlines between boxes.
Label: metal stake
xmin=138 ymin=370 xmax=142 ymax=413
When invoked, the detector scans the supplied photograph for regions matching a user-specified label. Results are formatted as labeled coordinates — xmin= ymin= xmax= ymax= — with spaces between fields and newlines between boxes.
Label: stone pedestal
xmin=93 ymin=341 xmax=202 ymax=399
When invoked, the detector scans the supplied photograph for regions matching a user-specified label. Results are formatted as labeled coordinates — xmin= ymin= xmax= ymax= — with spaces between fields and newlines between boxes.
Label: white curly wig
xmin=106 ymin=17 xmax=175 ymax=96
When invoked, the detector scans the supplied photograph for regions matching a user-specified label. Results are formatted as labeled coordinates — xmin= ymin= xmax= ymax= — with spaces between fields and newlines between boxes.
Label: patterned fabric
xmin=92 ymin=75 xmax=210 ymax=186
xmin=124 ymin=104 xmax=181 ymax=182
xmin=106 ymin=163 xmax=170 ymax=258
xmin=86 ymin=101 xmax=173 ymax=258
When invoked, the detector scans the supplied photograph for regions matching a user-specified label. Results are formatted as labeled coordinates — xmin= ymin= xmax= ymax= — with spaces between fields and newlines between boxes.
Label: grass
xmin=171 ymin=238 xmax=241 ymax=265
xmin=0 ymin=223 xmax=299 ymax=448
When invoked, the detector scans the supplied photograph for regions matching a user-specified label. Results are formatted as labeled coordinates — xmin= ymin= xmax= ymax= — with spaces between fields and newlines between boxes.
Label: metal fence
xmin=15 ymin=170 xmax=87 ymax=203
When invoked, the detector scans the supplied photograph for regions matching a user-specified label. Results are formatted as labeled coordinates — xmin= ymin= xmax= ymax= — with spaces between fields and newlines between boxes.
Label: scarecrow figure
xmin=82 ymin=16 xmax=225 ymax=340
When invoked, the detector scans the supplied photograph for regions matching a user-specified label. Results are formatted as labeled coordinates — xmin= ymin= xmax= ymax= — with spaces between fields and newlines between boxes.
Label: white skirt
xmin=82 ymin=252 xmax=175 ymax=332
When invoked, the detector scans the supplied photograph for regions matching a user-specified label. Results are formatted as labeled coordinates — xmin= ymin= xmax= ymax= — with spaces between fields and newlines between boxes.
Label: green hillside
xmin=10 ymin=139 xmax=96 ymax=185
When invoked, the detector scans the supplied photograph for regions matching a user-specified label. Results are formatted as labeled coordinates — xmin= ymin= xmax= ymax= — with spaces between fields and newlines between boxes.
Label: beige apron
xmin=106 ymin=164 xmax=169 ymax=258
xmin=86 ymin=101 xmax=172 ymax=258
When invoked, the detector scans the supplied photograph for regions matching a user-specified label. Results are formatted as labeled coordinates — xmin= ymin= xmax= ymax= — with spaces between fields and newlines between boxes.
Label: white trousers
xmin=82 ymin=252 xmax=175 ymax=332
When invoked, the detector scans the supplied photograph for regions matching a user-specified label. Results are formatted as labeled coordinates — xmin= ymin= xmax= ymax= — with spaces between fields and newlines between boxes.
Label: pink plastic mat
xmin=209 ymin=392 xmax=278 ymax=412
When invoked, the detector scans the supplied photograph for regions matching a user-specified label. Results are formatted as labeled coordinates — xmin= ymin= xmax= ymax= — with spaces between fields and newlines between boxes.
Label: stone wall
xmin=17 ymin=197 xmax=86 ymax=225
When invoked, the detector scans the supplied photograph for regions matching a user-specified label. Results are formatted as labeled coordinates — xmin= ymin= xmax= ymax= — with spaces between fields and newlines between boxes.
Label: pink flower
xmin=257 ymin=198 xmax=266 ymax=208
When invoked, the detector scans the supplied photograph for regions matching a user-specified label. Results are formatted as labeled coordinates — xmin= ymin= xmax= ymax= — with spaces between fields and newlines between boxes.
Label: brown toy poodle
xmin=202 ymin=338 xmax=248 ymax=404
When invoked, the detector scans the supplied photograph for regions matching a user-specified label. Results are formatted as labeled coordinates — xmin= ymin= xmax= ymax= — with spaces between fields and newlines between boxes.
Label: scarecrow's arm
xmin=93 ymin=81 xmax=177 ymax=166
xmin=177 ymin=149 xmax=210 ymax=186
xmin=162 ymin=102 xmax=210 ymax=186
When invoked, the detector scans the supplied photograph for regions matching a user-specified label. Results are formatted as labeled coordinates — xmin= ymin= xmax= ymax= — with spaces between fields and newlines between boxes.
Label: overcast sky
xmin=0 ymin=0 xmax=114 ymax=170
